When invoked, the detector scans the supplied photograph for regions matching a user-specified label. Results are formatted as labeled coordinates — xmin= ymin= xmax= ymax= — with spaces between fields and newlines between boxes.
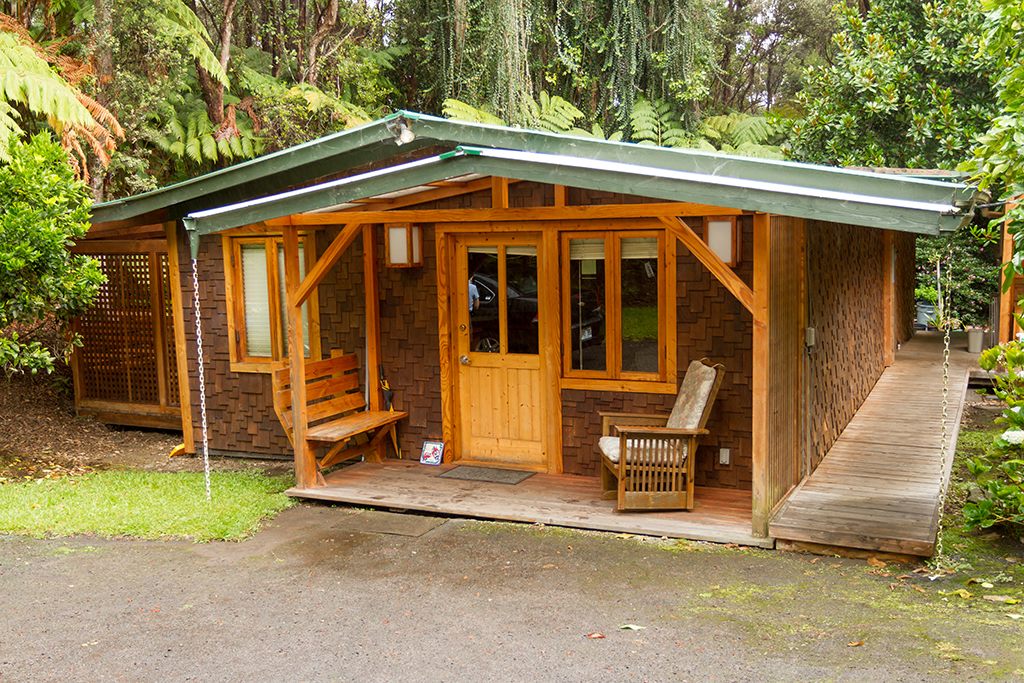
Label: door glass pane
xmin=568 ymin=238 xmax=606 ymax=371
xmin=506 ymin=246 xmax=539 ymax=355
xmin=468 ymin=247 xmax=500 ymax=353
xmin=620 ymin=237 xmax=659 ymax=373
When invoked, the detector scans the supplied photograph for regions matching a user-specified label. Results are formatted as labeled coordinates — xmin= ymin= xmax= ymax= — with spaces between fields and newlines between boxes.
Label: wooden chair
xmin=271 ymin=352 xmax=408 ymax=476
xmin=598 ymin=358 xmax=724 ymax=511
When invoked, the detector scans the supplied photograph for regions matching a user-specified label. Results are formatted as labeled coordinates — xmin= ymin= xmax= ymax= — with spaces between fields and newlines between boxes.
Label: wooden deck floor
xmin=769 ymin=331 xmax=975 ymax=556
xmin=288 ymin=459 xmax=773 ymax=548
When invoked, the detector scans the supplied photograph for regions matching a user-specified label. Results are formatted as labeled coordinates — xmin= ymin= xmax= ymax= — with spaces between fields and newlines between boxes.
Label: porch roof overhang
xmin=181 ymin=144 xmax=971 ymax=256
xmin=95 ymin=111 xmax=976 ymax=241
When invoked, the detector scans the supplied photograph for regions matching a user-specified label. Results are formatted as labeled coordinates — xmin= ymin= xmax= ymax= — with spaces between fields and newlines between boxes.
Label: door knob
xmin=459 ymin=355 xmax=470 ymax=365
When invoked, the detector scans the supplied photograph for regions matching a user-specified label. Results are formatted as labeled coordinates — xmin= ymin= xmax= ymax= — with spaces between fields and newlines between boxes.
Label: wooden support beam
xmin=658 ymin=216 xmax=755 ymax=314
xmin=492 ymin=177 xmax=510 ymax=209
xmin=363 ymin=225 xmax=383 ymax=416
xmin=436 ymin=231 xmax=455 ymax=462
xmin=293 ymin=223 xmax=363 ymax=307
xmin=1001 ymin=207 xmax=1016 ymax=343
xmin=71 ymin=239 xmax=168 ymax=254
xmin=283 ymin=226 xmax=319 ymax=488
xmin=541 ymin=229 xmax=563 ymax=474
xmin=164 ymin=221 xmax=194 ymax=453
xmin=553 ymin=185 xmax=567 ymax=208
xmin=266 ymin=202 xmax=745 ymax=227
xmin=751 ymin=213 xmax=771 ymax=538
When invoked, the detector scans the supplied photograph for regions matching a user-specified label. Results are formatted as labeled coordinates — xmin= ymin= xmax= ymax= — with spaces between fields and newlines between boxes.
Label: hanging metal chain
xmin=934 ymin=245 xmax=954 ymax=566
xmin=192 ymin=258 xmax=212 ymax=502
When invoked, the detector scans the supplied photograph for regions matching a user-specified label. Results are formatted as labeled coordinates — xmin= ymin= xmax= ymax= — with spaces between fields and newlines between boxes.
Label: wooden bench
xmin=271 ymin=352 xmax=407 ymax=475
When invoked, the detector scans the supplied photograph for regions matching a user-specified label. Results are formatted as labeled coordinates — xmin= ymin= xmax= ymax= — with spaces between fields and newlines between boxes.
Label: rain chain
xmin=192 ymin=258 xmax=212 ymax=502
xmin=933 ymin=245 xmax=955 ymax=567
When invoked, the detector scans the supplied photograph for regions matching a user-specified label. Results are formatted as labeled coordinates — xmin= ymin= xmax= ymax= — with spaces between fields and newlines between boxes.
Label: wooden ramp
xmin=288 ymin=459 xmax=773 ymax=548
xmin=769 ymin=331 xmax=975 ymax=556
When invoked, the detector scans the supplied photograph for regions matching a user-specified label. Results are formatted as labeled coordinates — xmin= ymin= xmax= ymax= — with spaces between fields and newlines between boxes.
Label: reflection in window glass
xmin=468 ymin=248 xmax=500 ymax=353
xmin=506 ymin=246 xmax=539 ymax=355
xmin=568 ymin=239 xmax=606 ymax=371
xmin=467 ymin=245 xmax=539 ymax=355
xmin=620 ymin=237 xmax=659 ymax=374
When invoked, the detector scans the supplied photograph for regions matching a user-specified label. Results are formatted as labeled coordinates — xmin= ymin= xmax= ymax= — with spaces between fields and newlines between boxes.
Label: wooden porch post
xmin=751 ymin=213 xmax=771 ymax=538
xmin=164 ymin=221 xmax=194 ymax=453
xmin=362 ymin=224 xmax=387 ymax=462
xmin=1001 ymin=211 xmax=1016 ymax=343
xmin=283 ymin=225 xmax=318 ymax=488
xmin=436 ymin=229 xmax=456 ymax=462
xmin=882 ymin=230 xmax=895 ymax=367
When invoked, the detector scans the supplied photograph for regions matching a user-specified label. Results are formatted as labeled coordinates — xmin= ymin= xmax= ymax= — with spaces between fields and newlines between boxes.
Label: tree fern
xmin=700 ymin=113 xmax=783 ymax=158
xmin=0 ymin=30 xmax=121 ymax=169
xmin=442 ymin=98 xmax=506 ymax=125
xmin=154 ymin=0 xmax=228 ymax=86
xmin=528 ymin=91 xmax=584 ymax=133
xmin=629 ymin=98 xmax=687 ymax=147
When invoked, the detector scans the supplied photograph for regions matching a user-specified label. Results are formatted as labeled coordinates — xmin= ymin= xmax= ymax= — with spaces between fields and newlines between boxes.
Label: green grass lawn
xmin=0 ymin=470 xmax=296 ymax=541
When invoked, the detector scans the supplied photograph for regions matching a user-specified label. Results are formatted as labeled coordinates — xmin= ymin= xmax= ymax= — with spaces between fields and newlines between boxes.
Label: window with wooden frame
xmin=561 ymin=230 xmax=676 ymax=391
xmin=223 ymin=234 xmax=321 ymax=372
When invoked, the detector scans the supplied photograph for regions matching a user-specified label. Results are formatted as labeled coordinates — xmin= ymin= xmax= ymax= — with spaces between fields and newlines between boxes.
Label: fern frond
xmin=731 ymin=116 xmax=777 ymax=147
xmin=155 ymin=0 xmax=228 ymax=86
xmin=442 ymin=98 xmax=506 ymax=125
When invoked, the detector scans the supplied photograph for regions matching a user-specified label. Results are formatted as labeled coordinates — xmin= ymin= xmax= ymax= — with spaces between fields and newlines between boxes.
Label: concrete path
xmin=1 ymin=504 xmax=1021 ymax=682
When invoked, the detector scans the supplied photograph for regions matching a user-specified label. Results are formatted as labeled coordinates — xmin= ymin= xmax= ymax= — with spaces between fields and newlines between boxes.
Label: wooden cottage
xmin=80 ymin=112 xmax=975 ymax=548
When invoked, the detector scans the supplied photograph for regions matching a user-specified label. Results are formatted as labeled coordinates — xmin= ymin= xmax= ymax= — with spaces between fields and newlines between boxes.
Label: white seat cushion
xmin=598 ymin=435 xmax=688 ymax=465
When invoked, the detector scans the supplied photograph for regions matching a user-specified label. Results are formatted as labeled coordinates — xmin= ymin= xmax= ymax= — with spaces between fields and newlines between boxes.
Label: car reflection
xmin=469 ymin=274 xmax=604 ymax=355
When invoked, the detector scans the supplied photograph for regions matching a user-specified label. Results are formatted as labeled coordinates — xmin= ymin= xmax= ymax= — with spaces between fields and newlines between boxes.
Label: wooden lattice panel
xmin=805 ymin=221 xmax=885 ymax=468
xmin=160 ymin=253 xmax=181 ymax=407
xmin=79 ymin=254 xmax=159 ymax=404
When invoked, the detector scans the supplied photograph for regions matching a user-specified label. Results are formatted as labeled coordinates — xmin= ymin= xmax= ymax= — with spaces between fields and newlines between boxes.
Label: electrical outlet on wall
xmin=719 ymin=448 xmax=730 ymax=466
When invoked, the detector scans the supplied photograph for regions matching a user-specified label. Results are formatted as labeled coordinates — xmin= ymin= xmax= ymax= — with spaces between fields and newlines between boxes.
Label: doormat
xmin=437 ymin=466 xmax=536 ymax=485
xmin=332 ymin=510 xmax=446 ymax=537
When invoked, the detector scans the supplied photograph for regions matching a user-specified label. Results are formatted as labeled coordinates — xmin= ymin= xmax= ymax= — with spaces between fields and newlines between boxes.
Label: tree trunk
xmin=89 ymin=0 xmax=113 ymax=202
xmin=304 ymin=0 xmax=339 ymax=86
xmin=196 ymin=0 xmax=238 ymax=125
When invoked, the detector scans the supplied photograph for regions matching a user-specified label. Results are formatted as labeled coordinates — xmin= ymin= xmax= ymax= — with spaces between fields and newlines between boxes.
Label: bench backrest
xmin=271 ymin=353 xmax=365 ymax=437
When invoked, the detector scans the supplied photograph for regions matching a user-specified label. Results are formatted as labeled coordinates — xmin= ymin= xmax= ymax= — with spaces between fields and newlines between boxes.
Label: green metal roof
xmin=95 ymin=111 xmax=976 ymax=238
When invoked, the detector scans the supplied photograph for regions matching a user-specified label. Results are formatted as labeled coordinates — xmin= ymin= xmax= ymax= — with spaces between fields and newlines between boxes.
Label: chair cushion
xmin=666 ymin=360 xmax=719 ymax=430
xmin=598 ymin=435 xmax=689 ymax=465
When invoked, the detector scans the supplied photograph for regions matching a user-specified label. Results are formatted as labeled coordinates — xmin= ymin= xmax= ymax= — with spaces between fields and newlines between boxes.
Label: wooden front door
xmin=452 ymin=233 xmax=550 ymax=471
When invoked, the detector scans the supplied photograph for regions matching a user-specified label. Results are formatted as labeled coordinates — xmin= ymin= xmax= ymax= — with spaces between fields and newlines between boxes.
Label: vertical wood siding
xmin=763 ymin=215 xmax=804 ymax=511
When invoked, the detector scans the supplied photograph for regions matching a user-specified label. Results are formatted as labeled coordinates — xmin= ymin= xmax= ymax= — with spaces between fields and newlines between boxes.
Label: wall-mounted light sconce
xmin=386 ymin=116 xmax=416 ymax=146
xmin=704 ymin=216 xmax=740 ymax=267
xmin=386 ymin=223 xmax=423 ymax=267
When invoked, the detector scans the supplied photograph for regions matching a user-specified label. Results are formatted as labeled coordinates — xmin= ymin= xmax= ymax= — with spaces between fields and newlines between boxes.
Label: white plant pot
xmin=967 ymin=328 xmax=984 ymax=354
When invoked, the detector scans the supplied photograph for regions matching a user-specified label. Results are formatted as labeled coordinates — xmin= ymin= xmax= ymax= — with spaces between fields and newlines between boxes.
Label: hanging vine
xmin=406 ymin=0 xmax=720 ymax=135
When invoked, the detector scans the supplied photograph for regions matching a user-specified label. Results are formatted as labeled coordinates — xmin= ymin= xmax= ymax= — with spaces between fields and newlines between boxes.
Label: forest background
xmin=0 ymin=0 xmax=1018 ymax=369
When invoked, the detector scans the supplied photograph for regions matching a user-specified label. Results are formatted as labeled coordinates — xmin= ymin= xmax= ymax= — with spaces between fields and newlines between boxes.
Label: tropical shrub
xmin=968 ymin=343 xmax=1024 ymax=530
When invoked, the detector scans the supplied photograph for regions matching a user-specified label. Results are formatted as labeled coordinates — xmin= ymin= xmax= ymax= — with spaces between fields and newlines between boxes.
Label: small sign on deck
xmin=419 ymin=440 xmax=445 ymax=466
